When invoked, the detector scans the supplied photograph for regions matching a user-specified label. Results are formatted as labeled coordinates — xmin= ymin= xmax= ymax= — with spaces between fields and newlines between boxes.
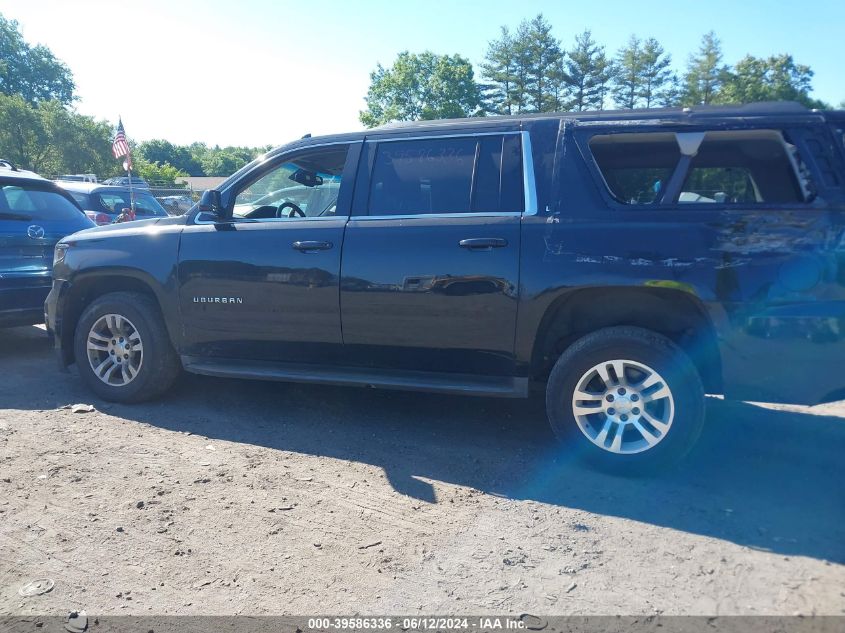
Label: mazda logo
xmin=27 ymin=225 xmax=45 ymax=239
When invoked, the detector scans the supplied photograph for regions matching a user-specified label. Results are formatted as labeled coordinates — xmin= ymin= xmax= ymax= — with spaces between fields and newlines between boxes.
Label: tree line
xmin=0 ymin=11 xmax=838 ymax=177
xmin=360 ymin=14 xmax=834 ymax=127
xmin=0 ymin=14 xmax=266 ymax=182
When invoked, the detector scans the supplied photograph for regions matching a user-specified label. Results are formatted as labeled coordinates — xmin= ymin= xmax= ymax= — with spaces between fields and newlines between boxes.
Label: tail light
xmin=84 ymin=210 xmax=113 ymax=225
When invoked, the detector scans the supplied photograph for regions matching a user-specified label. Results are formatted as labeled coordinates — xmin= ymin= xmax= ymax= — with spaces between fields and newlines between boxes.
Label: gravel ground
xmin=1 ymin=325 xmax=844 ymax=616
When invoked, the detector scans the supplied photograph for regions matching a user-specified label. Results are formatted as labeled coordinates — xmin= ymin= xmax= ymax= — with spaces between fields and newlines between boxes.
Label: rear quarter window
xmin=589 ymin=133 xmax=680 ymax=204
xmin=587 ymin=129 xmax=813 ymax=206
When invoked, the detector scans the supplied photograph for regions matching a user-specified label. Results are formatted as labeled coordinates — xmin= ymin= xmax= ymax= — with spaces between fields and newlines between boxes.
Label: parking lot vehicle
xmin=101 ymin=175 xmax=149 ymax=189
xmin=0 ymin=161 xmax=94 ymax=327
xmin=56 ymin=174 xmax=98 ymax=183
xmin=55 ymin=182 xmax=170 ymax=225
xmin=45 ymin=103 xmax=845 ymax=472
xmin=157 ymin=194 xmax=194 ymax=215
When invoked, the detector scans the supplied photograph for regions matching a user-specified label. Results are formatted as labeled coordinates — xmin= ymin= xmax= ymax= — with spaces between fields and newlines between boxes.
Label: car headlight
xmin=54 ymin=242 xmax=70 ymax=267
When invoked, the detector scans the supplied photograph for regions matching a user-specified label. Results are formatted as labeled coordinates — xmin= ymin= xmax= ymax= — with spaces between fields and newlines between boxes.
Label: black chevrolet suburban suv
xmin=45 ymin=102 xmax=845 ymax=472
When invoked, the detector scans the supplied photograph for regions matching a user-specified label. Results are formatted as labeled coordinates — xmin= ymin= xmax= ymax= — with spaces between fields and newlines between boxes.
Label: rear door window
xmin=0 ymin=184 xmax=84 ymax=221
xmin=368 ymin=135 xmax=523 ymax=215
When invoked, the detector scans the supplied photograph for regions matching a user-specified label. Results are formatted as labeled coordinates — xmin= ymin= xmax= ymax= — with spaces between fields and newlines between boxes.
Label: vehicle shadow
xmin=1 ymin=325 xmax=844 ymax=563
xmin=0 ymin=325 xmax=50 ymax=358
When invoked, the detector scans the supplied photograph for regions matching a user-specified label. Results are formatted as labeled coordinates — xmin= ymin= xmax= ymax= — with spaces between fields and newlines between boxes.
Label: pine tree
xmin=612 ymin=35 xmax=644 ymax=109
xmin=683 ymin=31 xmax=728 ymax=105
xmin=523 ymin=14 xmax=564 ymax=112
xmin=658 ymin=72 xmax=683 ymax=107
xmin=638 ymin=37 xmax=673 ymax=108
xmin=594 ymin=58 xmax=615 ymax=110
xmin=480 ymin=27 xmax=518 ymax=115
xmin=562 ymin=29 xmax=609 ymax=111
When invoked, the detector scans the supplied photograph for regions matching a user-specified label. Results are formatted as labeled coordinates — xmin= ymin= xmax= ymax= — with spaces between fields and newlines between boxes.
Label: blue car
xmin=0 ymin=160 xmax=94 ymax=327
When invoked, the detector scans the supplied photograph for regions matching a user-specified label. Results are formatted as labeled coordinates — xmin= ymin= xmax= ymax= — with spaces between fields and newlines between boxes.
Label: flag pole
xmin=126 ymin=144 xmax=135 ymax=214
xmin=127 ymin=158 xmax=135 ymax=213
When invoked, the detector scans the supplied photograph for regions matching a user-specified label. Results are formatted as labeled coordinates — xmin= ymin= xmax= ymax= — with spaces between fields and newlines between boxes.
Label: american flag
xmin=112 ymin=118 xmax=130 ymax=159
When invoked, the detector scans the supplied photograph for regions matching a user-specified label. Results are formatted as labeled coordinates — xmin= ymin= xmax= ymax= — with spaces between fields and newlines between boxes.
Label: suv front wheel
xmin=74 ymin=291 xmax=181 ymax=403
xmin=546 ymin=326 xmax=705 ymax=474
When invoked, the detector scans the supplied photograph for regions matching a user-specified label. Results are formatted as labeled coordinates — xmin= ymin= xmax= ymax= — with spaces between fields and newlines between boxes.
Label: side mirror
xmin=198 ymin=189 xmax=224 ymax=218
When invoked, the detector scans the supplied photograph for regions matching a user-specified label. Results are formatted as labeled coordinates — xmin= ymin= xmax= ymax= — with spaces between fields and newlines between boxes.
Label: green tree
xmin=0 ymin=92 xmax=48 ymax=169
xmin=561 ymin=29 xmax=610 ymax=111
xmin=134 ymin=158 xmax=187 ymax=185
xmin=612 ymin=35 xmax=645 ymax=109
xmin=138 ymin=139 xmax=204 ymax=176
xmin=37 ymin=100 xmax=114 ymax=176
xmin=522 ymin=14 xmax=564 ymax=112
xmin=0 ymin=93 xmax=114 ymax=175
xmin=360 ymin=51 xmax=483 ymax=127
xmin=0 ymin=14 xmax=75 ymax=104
xmin=480 ymin=26 xmax=519 ymax=115
xmin=199 ymin=147 xmax=253 ymax=176
xmin=594 ymin=59 xmax=615 ymax=110
xmin=638 ymin=37 xmax=673 ymax=108
xmin=683 ymin=31 xmax=729 ymax=105
xmin=658 ymin=72 xmax=683 ymax=107
xmin=718 ymin=54 xmax=828 ymax=108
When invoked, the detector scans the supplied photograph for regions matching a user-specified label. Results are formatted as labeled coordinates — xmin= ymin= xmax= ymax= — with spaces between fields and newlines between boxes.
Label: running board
xmin=181 ymin=356 xmax=528 ymax=398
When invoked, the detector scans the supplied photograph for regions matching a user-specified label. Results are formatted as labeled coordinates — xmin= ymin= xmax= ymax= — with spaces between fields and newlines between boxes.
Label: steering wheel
xmin=277 ymin=201 xmax=305 ymax=218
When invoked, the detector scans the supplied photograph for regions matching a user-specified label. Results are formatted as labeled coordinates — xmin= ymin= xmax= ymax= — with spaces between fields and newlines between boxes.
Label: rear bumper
xmin=0 ymin=307 xmax=45 ymax=328
xmin=0 ymin=277 xmax=51 ymax=327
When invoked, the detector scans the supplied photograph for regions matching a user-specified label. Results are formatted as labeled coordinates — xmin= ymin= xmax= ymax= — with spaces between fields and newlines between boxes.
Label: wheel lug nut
xmin=620 ymin=414 xmax=628 ymax=422
xmin=631 ymin=394 xmax=639 ymax=402
xmin=607 ymin=408 xmax=616 ymax=416
xmin=618 ymin=388 xmax=626 ymax=395
xmin=124 ymin=354 xmax=129 ymax=359
xmin=111 ymin=340 xmax=116 ymax=345
xmin=606 ymin=394 xmax=614 ymax=402
xmin=633 ymin=407 xmax=640 ymax=415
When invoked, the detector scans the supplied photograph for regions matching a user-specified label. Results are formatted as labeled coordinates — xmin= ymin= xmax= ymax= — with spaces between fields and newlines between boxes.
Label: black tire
xmin=545 ymin=326 xmax=705 ymax=475
xmin=73 ymin=291 xmax=181 ymax=403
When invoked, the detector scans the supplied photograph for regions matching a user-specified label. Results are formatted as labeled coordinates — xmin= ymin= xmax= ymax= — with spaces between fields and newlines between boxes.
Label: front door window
xmin=232 ymin=145 xmax=349 ymax=220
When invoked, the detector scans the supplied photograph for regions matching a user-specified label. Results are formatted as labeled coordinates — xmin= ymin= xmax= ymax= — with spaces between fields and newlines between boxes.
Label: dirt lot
xmin=1 ymin=324 xmax=844 ymax=616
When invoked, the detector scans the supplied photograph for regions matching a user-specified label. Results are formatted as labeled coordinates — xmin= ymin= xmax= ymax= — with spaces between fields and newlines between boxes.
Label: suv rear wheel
xmin=74 ymin=291 xmax=180 ymax=403
xmin=546 ymin=326 xmax=705 ymax=474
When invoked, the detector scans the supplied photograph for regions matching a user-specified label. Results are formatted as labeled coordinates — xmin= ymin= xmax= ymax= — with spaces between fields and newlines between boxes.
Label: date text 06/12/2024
xmin=306 ymin=617 xmax=528 ymax=630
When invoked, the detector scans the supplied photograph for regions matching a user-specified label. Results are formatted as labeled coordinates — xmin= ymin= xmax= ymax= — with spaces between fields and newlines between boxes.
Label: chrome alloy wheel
xmin=571 ymin=359 xmax=674 ymax=454
xmin=85 ymin=313 xmax=143 ymax=386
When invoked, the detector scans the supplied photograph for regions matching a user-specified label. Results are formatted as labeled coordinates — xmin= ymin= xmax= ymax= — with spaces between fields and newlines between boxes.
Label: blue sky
xmin=1 ymin=0 xmax=842 ymax=147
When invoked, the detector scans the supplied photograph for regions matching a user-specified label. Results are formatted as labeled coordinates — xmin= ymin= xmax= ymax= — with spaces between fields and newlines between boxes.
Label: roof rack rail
xmin=0 ymin=159 xmax=18 ymax=171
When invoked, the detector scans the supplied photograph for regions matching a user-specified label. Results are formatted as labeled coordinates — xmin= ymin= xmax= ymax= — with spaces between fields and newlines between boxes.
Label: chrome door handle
xmin=459 ymin=238 xmax=508 ymax=250
xmin=292 ymin=240 xmax=333 ymax=251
